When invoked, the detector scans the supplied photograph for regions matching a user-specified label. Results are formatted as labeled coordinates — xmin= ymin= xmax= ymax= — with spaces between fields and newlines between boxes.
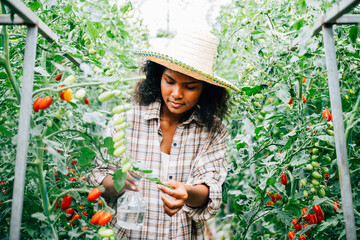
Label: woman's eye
xmin=166 ymin=80 xmax=174 ymax=85
xmin=186 ymin=86 xmax=196 ymax=90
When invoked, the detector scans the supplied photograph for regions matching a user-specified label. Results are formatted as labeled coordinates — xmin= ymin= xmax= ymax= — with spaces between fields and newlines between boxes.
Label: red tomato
xmin=71 ymin=159 xmax=78 ymax=165
xmin=61 ymin=195 xmax=73 ymax=210
xmin=39 ymin=96 xmax=53 ymax=110
xmin=309 ymin=214 xmax=317 ymax=225
xmin=271 ymin=194 xmax=277 ymax=203
xmin=299 ymin=235 xmax=306 ymax=240
xmin=84 ymin=98 xmax=90 ymax=105
xmin=312 ymin=205 xmax=322 ymax=214
xmin=55 ymin=74 xmax=62 ymax=81
xmin=33 ymin=97 xmax=43 ymax=112
xmin=302 ymin=208 xmax=310 ymax=221
xmin=288 ymin=98 xmax=293 ymax=105
xmin=70 ymin=213 xmax=81 ymax=226
xmin=302 ymin=94 xmax=306 ymax=104
xmin=87 ymin=188 xmax=102 ymax=202
xmin=276 ymin=192 xmax=282 ymax=201
xmin=292 ymin=218 xmax=302 ymax=231
xmin=288 ymin=231 xmax=295 ymax=239
xmin=332 ymin=200 xmax=341 ymax=214
xmin=69 ymin=177 xmax=77 ymax=182
xmin=281 ymin=174 xmax=288 ymax=185
xmin=65 ymin=208 xmax=74 ymax=220
xmin=91 ymin=210 xmax=104 ymax=225
xmin=98 ymin=212 xmax=113 ymax=226
xmin=302 ymin=223 xmax=311 ymax=236
xmin=322 ymin=109 xmax=332 ymax=122
xmin=60 ymin=89 xmax=72 ymax=102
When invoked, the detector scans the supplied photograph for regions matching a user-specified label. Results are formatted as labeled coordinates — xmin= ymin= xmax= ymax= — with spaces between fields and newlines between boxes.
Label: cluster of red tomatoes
xmin=55 ymin=188 xmax=113 ymax=228
xmin=288 ymin=204 xmax=327 ymax=240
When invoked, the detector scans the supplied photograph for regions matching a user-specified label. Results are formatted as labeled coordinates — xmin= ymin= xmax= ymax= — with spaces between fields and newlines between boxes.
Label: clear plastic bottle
xmin=117 ymin=177 xmax=146 ymax=230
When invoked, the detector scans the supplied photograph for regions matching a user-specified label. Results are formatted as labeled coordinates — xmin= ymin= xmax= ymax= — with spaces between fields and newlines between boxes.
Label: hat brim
xmin=135 ymin=50 xmax=239 ymax=91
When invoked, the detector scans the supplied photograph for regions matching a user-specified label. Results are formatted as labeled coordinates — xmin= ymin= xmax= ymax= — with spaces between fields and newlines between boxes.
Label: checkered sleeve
xmin=85 ymin=117 xmax=119 ymax=186
xmin=183 ymin=124 xmax=228 ymax=222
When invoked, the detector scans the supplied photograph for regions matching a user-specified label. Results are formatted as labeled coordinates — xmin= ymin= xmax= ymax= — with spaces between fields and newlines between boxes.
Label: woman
xmin=86 ymin=28 xmax=239 ymax=239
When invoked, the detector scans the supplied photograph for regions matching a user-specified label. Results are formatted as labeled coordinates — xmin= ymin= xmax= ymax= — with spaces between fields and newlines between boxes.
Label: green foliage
xmin=0 ymin=0 xmax=148 ymax=238
xmin=214 ymin=0 xmax=360 ymax=239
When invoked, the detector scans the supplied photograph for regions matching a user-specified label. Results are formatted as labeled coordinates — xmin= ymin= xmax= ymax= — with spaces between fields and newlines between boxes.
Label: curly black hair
xmin=133 ymin=60 xmax=230 ymax=132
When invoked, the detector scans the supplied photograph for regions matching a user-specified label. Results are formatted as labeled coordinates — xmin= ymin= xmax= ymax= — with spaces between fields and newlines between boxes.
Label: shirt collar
xmin=143 ymin=100 xmax=203 ymax=125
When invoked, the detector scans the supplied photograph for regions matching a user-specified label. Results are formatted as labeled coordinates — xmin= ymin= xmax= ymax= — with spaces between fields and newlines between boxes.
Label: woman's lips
xmin=169 ymin=101 xmax=184 ymax=108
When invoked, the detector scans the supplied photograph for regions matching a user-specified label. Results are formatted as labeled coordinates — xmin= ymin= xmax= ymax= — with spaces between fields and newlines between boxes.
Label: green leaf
xmin=31 ymin=212 xmax=46 ymax=222
xmin=86 ymin=21 xmax=99 ymax=39
xmin=29 ymin=2 xmax=41 ymax=11
xmin=266 ymin=177 xmax=276 ymax=186
xmin=63 ymin=5 xmax=72 ymax=13
xmin=275 ymin=84 xmax=291 ymax=104
xmin=78 ymin=147 xmax=96 ymax=167
xmin=0 ymin=125 xmax=13 ymax=137
xmin=349 ymin=26 xmax=359 ymax=44
xmin=113 ymin=169 xmax=127 ymax=192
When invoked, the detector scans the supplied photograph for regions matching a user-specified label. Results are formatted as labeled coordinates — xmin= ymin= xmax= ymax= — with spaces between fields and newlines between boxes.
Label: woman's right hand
xmin=102 ymin=172 xmax=140 ymax=198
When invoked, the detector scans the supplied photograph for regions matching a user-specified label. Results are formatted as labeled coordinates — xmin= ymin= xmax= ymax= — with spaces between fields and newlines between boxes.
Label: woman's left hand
xmin=157 ymin=181 xmax=188 ymax=217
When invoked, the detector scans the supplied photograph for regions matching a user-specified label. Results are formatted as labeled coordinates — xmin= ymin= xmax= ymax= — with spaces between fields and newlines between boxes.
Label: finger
xmin=162 ymin=202 xmax=181 ymax=217
xmin=124 ymin=179 xmax=139 ymax=191
xmin=158 ymin=184 xmax=176 ymax=197
xmin=127 ymin=172 xmax=139 ymax=186
xmin=161 ymin=194 xmax=185 ymax=209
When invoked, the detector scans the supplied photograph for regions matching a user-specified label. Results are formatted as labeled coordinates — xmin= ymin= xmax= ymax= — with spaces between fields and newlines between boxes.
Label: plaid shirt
xmin=86 ymin=100 xmax=228 ymax=240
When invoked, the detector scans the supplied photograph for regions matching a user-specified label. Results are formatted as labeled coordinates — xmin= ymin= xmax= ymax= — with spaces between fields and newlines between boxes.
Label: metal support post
xmin=322 ymin=25 xmax=356 ymax=240
xmin=9 ymin=25 xmax=38 ymax=240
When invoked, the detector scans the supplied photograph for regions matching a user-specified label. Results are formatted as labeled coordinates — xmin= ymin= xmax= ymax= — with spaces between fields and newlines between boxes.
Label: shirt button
xmin=172 ymin=143 xmax=177 ymax=147
xmin=169 ymin=176 xmax=173 ymax=180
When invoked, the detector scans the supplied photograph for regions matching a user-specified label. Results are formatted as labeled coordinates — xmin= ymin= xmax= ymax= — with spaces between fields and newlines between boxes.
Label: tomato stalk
xmin=31 ymin=76 xmax=145 ymax=97
xmin=345 ymin=91 xmax=360 ymax=143
xmin=44 ymin=129 xmax=106 ymax=161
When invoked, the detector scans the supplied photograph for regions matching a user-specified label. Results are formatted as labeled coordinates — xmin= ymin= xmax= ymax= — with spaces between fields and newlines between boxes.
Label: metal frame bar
xmin=322 ymin=25 xmax=356 ymax=240
xmin=2 ymin=0 xmax=81 ymax=67
xmin=0 ymin=14 xmax=25 ymax=25
xmin=336 ymin=14 xmax=360 ymax=24
xmin=9 ymin=25 xmax=38 ymax=240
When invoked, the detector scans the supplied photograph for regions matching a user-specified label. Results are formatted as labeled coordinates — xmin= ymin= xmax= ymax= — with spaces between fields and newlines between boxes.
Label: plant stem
xmin=345 ymin=91 xmax=360 ymax=143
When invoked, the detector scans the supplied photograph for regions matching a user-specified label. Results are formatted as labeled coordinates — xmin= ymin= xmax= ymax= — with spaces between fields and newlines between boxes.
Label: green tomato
xmin=320 ymin=185 xmax=326 ymax=189
xmin=303 ymin=190 xmax=309 ymax=197
xmin=253 ymin=102 xmax=261 ymax=108
xmin=105 ymin=69 xmax=112 ymax=76
xmin=311 ymin=161 xmax=321 ymax=168
xmin=327 ymin=129 xmax=334 ymax=136
xmin=309 ymin=184 xmax=314 ymax=188
xmin=55 ymin=110 xmax=63 ymax=120
xmin=64 ymin=75 xmax=76 ymax=83
xmin=47 ymin=119 xmax=53 ymax=128
xmin=113 ymin=139 xmax=125 ymax=149
xmin=249 ymin=107 xmax=255 ymax=113
xmin=114 ymin=116 xmax=126 ymax=125
xmin=312 ymin=171 xmax=322 ymax=179
xmin=113 ymin=130 xmax=125 ymax=142
xmin=327 ymin=121 xmax=333 ymax=129
xmin=122 ymin=161 xmax=132 ymax=173
xmin=116 ymin=122 xmax=129 ymax=131
xmin=114 ymin=145 xmax=126 ymax=157
xmin=112 ymin=104 xmax=131 ymax=114
xmin=312 ymin=148 xmax=319 ymax=155
xmin=312 ymin=179 xmax=320 ymax=186
xmin=311 ymin=155 xmax=319 ymax=161
xmin=306 ymin=164 xmax=314 ymax=171
xmin=98 ymin=91 xmax=114 ymax=102
xmin=254 ymin=93 xmax=264 ymax=99
xmin=98 ymin=227 xmax=114 ymax=237
xmin=322 ymin=167 xmax=329 ymax=173
xmin=319 ymin=188 xmax=326 ymax=196
xmin=300 ymin=179 xmax=307 ymax=187
xmin=75 ymin=89 xmax=86 ymax=100
xmin=323 ymin=155 xmax=332 ymax=163
xmin=313 ymin=196 xmax=320 ymax=200
xmin=310 ymin=187 xmax=316 ymax=193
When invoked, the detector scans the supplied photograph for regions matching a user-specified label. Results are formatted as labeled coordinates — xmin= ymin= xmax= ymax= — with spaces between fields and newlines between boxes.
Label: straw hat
xmin=134 ymin=28 xmax=239 ymax=91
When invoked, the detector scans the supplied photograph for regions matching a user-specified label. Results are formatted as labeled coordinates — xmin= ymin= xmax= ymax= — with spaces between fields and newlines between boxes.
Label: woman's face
xmin=160 ymin=68 xmax=204 ymax=117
